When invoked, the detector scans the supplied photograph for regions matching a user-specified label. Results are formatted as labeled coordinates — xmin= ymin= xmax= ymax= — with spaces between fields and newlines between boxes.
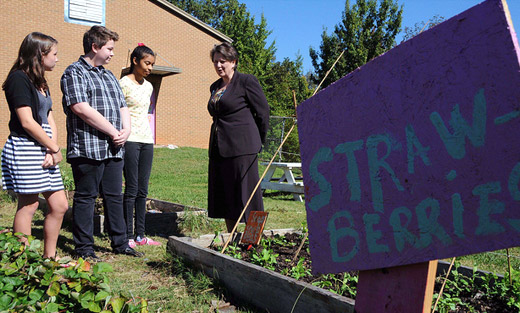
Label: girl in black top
xmin=1 ymin=32 xmax=68 ymax=258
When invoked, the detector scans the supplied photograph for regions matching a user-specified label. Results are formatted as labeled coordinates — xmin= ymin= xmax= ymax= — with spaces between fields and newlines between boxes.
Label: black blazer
xmin=208 ymin=71 xmax=270 ymax=158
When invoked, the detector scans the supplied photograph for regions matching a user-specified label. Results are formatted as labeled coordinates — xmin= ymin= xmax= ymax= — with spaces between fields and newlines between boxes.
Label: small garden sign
xmin=298 ymin=0 xmax=520 ymax=275
xmin=241 ymin=211 xmax=269 ymax=245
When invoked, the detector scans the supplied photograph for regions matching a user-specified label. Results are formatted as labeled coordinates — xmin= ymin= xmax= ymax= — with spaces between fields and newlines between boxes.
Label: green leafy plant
xmin=250 ymin=248 xmax=278 ymax=271
xmin=61 ymin=171 xmax=75 ymax=191
xmin=226 ymin=243 xmax=242 ymax=260
xmin=290 ymin=258 xmax=311 ymax=280
xmin=0 ymin=228 xmax=148 ymax=312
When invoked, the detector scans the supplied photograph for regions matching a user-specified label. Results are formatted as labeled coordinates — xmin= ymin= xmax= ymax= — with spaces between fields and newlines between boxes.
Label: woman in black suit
xmin=207 ymin=42 xmax=270 ymax=232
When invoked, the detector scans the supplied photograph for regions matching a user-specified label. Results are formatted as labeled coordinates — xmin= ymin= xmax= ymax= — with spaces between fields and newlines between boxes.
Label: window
xmin=64 ymin=0 xmax=105 ymax=26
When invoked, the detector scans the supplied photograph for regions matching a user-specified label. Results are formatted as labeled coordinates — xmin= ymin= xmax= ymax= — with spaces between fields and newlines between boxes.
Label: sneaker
xmin=114 ymin=247 xmax=144 ymax=257
xmin=128 ymin=239 xmax=136 ymax=249
xmin=136 ymin=237 xmax=162 ymax=246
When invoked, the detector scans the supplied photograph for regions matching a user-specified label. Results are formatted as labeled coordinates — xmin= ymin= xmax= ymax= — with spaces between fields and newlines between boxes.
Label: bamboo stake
xmin=507 ymin=248 xmax=513 ymax=285
xmin=292 ymin=233 xmax=309 ymax=262
xmin=313 ymin=49 xmax=345 ymax=96
xmin=432 ymin=257 xmax=456 ymax=313
xmin=221 ymin=50 xmax=347 ymax=254
xmin=419 ymin=19 xmax=431 ymax=34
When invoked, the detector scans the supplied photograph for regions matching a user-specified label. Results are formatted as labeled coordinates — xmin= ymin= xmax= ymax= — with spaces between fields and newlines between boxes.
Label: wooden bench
xmin=260 ymin=162 xmax=304 ymax=201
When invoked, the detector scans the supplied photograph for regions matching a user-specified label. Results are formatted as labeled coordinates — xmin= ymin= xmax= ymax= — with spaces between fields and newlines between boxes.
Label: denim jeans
xmin=123 ymin=142 xmax=154 ymax=239
xmin=70 ymin=157 xmax=128 ymax=254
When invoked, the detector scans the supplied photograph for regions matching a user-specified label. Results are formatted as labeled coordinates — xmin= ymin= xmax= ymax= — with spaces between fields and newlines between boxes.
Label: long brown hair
xmin=2 ymin=32 xmax=58 ymax=91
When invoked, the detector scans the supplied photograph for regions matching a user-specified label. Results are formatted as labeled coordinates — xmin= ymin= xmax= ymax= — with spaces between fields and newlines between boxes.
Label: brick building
xmin=0 ymin=0 xmax=231 ymax=148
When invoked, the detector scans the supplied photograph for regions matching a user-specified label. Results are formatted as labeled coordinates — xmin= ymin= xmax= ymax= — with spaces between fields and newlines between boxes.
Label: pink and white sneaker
xmin=128 ymin=239 xmax=136 ymax=249
xmin=135 ymin=237 xmax=161 ymax=246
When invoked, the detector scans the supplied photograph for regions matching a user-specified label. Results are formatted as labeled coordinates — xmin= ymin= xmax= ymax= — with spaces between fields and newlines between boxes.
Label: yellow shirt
xmin=119 ymin=76 xmax=154 ymax=144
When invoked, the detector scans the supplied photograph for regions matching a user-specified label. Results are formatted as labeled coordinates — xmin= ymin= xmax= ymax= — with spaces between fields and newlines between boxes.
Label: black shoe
xmin=73 ymin=251 xmax=100 ymax=261
xmin=115 ymin=247 xmax=144 ymax=257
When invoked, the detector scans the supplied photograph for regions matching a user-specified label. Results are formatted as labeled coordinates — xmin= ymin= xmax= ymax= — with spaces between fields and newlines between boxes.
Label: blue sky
xmin=240 ymin=0 xmax=520 ymax=73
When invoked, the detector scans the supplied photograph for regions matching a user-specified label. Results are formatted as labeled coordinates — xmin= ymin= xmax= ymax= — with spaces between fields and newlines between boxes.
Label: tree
xmin=264 ymin=55 xmax=312 ymax=117
xmin=401 ymin=14 xmax=445 ymax=43
xmin=167 ymin=0 xmax=311 ymax=113
xmin=310 ymin=0 xmax=403 ymax=89
xmin=167 ymin=0 xmax=275 ymax=81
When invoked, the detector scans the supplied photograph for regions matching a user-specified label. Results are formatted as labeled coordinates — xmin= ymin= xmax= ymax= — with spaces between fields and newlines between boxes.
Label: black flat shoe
xmin=73 ymin=251 xmax=100 ymax=261
xmin=114 ymin=247 xmax=144 ymax=257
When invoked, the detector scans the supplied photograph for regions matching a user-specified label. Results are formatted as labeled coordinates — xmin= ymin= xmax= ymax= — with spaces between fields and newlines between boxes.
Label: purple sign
xmin=297 ymin=0 xmax=520 ymax=273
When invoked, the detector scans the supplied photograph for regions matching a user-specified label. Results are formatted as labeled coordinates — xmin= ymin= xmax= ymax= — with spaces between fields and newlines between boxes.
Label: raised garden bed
xmin=168 ymin=230 xmax=518 ymax=313
xmin=168 ymin=230 xmax=355 ymax=313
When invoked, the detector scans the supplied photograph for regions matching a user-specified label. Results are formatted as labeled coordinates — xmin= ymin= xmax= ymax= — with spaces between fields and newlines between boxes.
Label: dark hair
xmin=83 ymin=25 xmax=119 ymax=54
xmin=2 ymin=32 xmax=57 ymax=91
xmin=210 ymin=42 xmax=238 ymax=69
xmin=128 ymin=45 xmax=155 ymax=75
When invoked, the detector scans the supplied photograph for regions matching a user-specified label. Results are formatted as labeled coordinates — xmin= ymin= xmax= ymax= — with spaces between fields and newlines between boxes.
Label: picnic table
xmin=260 ymin=162 xmax=304 ymax=201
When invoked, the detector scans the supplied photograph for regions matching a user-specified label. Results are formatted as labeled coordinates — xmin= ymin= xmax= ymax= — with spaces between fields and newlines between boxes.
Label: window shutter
xmin=69 ymin=0 xmax=103 ymax=23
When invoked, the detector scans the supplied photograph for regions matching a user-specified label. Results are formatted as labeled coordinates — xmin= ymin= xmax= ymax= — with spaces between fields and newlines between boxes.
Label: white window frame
xmin=64 ymin=0 xmax=106 ymax=26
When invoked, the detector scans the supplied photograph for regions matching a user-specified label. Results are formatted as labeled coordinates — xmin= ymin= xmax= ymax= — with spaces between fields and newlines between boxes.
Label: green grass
xmin=148 ymin=147 xmax=209 ymax=208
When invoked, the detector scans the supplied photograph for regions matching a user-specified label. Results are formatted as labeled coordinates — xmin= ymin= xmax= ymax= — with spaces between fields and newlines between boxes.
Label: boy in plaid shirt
xmin=61 ymin=26 xmax=142 ymax=259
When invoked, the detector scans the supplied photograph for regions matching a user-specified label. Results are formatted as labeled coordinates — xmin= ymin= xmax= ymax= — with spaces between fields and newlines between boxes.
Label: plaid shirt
xmin=61 ymin=57 xmax=127 ymax=161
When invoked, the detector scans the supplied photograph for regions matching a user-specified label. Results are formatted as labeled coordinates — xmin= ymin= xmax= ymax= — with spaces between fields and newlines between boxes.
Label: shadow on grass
xmin=262 ymin=190 xmax=305 ymax=202
xmin=32 ymin=218 xmax=113 ymax=256
xmin=146 ymin=256 xmax=263 ymax=312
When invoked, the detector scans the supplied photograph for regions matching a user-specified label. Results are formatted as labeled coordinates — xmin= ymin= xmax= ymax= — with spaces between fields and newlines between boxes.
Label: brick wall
xmin=0 ymin=0 xmax=225 ymax=149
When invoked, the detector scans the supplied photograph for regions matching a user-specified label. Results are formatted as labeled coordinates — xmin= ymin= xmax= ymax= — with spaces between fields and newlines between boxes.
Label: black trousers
xmin=70 ymin=157 xmax=128 ymax=254
xmin=123 ymin=142 xmax=154 ymax=239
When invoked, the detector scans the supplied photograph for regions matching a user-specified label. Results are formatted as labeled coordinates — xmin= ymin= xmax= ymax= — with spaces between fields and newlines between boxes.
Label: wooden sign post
xmin=355 ymin=261 xmax=437 ymax=313
xmin=296 ymin=0 xmax=520 ymax=311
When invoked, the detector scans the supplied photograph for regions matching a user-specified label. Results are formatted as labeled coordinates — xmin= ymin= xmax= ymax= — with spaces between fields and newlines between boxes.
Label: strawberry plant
xmin=0 ymin=228 xmax=148 ymax=312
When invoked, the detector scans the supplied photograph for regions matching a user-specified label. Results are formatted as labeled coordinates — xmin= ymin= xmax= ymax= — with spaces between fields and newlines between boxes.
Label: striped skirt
xmin=1 ymin=123 xmax=64 ymax=194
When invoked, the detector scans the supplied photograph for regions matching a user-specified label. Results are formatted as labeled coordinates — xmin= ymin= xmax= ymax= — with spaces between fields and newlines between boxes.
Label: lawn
xmin=1 ymin=146 xmax=519 ymax=312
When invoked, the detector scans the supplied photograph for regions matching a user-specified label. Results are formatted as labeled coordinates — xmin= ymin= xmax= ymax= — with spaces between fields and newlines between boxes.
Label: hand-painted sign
xmin=241 ymin=211 xmax=269 ymax=245
xmin=297 ymin=0 xmax=520 ymax=274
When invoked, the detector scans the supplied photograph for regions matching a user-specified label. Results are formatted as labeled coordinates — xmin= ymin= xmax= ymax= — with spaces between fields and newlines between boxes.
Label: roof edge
xmin=150 ymin=0 xmax=232 ymax=43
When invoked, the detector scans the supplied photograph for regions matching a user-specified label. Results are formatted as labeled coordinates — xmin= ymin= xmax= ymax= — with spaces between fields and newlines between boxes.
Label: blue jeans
xmin=123 ymin=142 xmax=154 ymax=239
xmin=70 ymin=157 xmax=128 ymax=254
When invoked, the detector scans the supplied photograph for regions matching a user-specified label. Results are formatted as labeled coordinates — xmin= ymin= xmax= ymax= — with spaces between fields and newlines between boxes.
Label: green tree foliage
xmin=401 ymin=14 xmax=445 ymax=43
xmin=310 ymin=0 xmax=403 ymax=89
xmin=264 ymin=55 xmax=312 ymax=117
xmin=167 ymin=0 xmax=311 ymax=113
xmin=167 ymin=0 xmax=275 ymax=81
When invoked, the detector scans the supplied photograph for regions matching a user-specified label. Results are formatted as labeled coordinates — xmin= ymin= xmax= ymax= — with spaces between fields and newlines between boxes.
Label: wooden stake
xmin=507 ymin=248 xmax=512 ymax=285
xmin=291 ymin=232 xmax=308 ymax=262
xmin=313 ymin=49 xmax=345 ymax=96
xmin=432 ymin=257 xmax=456 ymax=313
